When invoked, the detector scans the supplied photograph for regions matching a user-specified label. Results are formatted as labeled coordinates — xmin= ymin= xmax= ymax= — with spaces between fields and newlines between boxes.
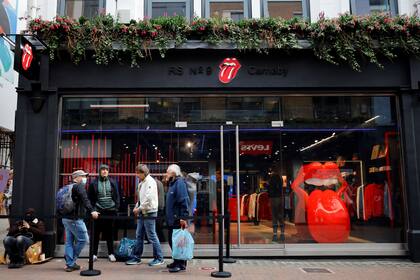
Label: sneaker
xmin=65 ymin=265 xmax=79 ymax=272
xmin=125 ymin=258 xmax=141 ymax=265
xmin=149 ymin=259 xmax=165 ymax=266
xmin=108 ymin=254 xmax=116 ymax=262
xmin=167 ymin=262 xmax=177 ymax=269
xmin=92 ymin=255 xmax=98 ymax=262
xmin=72 ymin=264 xmax=81 ymax=270
xmin=8 ymin=263 xmax=18 ymax=269
xmin=14 ymin=262 xmax=24 ymax=269
xmin=169 ymin=265 xmax=186 ymax=273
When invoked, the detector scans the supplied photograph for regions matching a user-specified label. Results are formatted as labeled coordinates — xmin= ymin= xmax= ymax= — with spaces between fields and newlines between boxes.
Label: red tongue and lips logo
xmin=22 ymin=43 xmax=34 ymax=71
xmin=304 ymin=162 xmax=350 ymax=243
xmin=219 ymin=58 xmax=241 ymax=83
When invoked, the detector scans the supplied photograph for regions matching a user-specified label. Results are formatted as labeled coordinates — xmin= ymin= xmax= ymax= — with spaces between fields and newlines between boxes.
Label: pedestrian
xmin=155 ymin=178 xmax=166 ymax=242
xmin=62 ymin=170 xmax=99 ymax=272
xmin=3 ymin=208 xmax=45 ymax=269
xmin=88 ymin=164 xmax=120 ymax=262
xmin=126 ymin=164 xmax=164 ymax=266
xmin=4 ymin=169 xmax=13 ymax=226
xmin=165 ymin=164 xmax=190 ymax=273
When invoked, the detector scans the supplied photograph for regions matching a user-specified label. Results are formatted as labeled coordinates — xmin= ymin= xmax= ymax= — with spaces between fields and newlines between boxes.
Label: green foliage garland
xmin=28 ymin=13 xmax=420 ymax=71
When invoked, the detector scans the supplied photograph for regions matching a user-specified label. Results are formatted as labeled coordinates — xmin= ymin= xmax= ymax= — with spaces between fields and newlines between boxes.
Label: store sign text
xmin=240 ymin=141 xmax=273 ymax=156
xmin=168 ymin=66 xmax=212 ymax=76
xmin=167 ymin=64 xmax=289 ymax=79
xmin=247 ymin=66 xmax=288 ymax=77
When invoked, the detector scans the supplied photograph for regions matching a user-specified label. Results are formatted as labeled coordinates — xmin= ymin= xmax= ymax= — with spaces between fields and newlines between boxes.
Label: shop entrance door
xmin=221 ymin=125 xmax=285 ymax=249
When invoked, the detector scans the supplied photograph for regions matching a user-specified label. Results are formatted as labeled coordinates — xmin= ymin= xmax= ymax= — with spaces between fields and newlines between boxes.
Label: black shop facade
xmin=12 ymin=46 xmax=420 ymax=261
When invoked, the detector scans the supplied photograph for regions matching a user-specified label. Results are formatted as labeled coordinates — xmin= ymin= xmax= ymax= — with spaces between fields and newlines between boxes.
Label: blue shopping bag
xmin=115 ymin=238 xmax=136 ymax=261
xmin=171 ymin=229 xmax=195 ymax=260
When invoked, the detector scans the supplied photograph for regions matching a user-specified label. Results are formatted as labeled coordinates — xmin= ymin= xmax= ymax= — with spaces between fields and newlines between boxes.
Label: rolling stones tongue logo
xmin=22 ymin=43 xmax=34 ymax=71
xmin=219 ymin=58 xmax=241 ymax=84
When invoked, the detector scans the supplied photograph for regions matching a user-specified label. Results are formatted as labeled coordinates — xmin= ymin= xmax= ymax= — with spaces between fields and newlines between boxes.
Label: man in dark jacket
xmin=88 ymin=164 xmax=120 ymax=262
xmin=3 ymin=208 xmax=45 ymax=268
xmin=62 ymin=170 xmax=99 ymax=272
xmin=165 ymin=164 xmax=190 ymax=273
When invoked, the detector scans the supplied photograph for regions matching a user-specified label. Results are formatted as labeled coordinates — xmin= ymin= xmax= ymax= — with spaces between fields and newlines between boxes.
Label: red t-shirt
xmin=364 ymin=183 xmax=384 ymax=220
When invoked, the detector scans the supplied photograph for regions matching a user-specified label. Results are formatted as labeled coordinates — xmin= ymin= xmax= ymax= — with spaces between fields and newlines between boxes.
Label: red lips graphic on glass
xmin=22 ymin=43 xmax=33 ymax=71
xmin=219 ymin=58 xmax=241 ymax=84
xmin=291 ymin=162 xmax=350 ymax=243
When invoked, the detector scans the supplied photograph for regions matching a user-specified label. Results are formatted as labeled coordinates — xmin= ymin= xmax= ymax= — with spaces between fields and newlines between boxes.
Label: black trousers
xmin=168 ymin=221 xmax=187 ymax=267
xmin=93 ymin=209 xmax=117 ymax=255
xmin=270 ymin=197 xmax=284 ymax=234
xmin=156 ymin=209 xmax=165 ymax=242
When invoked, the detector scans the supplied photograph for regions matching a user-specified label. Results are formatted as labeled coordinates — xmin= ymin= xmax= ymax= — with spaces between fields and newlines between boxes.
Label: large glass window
xmin=145 ymin=0 xmax=191 ymax=19
xmin=350 ymin=0 xmax=398 ymax=16
xmin=57 ymin=0 xmax=106 ymax=19
xmin=262 ymin=0 xmax=305 ymax=19
xmin=59 ymin=95 xmax=406 ymax=248
xmin=205 ymin=0 xmax=249 ymax=20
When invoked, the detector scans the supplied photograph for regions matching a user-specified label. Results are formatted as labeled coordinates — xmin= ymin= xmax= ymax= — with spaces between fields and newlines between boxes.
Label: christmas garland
xmin=28 ymin=13 xmax=420 ymax=71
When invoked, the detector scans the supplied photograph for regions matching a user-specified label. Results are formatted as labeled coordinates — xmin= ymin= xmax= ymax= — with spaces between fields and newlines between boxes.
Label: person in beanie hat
xmin=88 ymin=164 xmax=120 ymax=262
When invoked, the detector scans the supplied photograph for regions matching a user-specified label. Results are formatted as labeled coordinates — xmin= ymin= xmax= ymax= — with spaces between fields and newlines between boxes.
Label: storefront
xmin=11 ymin=46 xmax=420 ymax=260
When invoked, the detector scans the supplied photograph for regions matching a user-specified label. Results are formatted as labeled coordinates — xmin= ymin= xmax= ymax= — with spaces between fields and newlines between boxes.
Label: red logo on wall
xmin=22 ymin=43 xmax=33 ymax=71
xmin=240 ymin=141 xmax=273 ymax=155
xmin=219 ymin=58 xmax=241 ymax=84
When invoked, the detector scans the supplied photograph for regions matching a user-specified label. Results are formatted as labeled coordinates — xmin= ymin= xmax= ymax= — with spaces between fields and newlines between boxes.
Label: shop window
xmin=57 ymin=0 xmax=106 ymax=19
xmin=59 ymin=95 xmax=405 ymax=247
xmin=205 ymin=0 xmax=250 ymax=20
xmin=350 ymin=0 xmax=398 ymax=16
xmin=145 ymin=0 xmax=192 ymax=20
xmin=262 ymin=0 xmax=307 ymax=19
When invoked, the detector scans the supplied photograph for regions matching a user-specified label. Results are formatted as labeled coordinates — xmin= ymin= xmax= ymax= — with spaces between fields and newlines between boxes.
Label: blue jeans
xmin=62 ymin=218 xmax=89 ymax=267
xmin=133 ymin=212 xmax=163 ymax=261
xmin=3 ymin=235 xmax=34 ymax=263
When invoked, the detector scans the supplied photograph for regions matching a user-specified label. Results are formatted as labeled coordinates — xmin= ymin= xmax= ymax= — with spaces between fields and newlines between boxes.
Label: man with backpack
xmin=59 ymin=170 xmax=99 ymax=272
xmin=88 ymin=164 xmax=120 ymax=262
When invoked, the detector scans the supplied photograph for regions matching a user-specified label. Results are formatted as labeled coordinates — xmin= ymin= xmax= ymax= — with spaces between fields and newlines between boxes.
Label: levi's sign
xmin=240 ymin=141 xmax=273 ymax=156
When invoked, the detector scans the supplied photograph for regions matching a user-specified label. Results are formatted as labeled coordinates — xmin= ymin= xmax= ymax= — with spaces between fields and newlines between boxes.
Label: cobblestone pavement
xmin=0 ymin=258 xmax=419 ymax=280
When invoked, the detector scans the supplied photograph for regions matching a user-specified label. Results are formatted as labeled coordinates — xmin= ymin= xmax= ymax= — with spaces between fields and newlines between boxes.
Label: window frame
xmin=350 ymin=0 xmax=398 ymax=16
xmin=204 ymin=0 xmax=251 ymax=20
xmin=261 ymin=0 xmax=309 ymax=19
xmin=57 ymin=0 xmax=106 ymax=18
xmin=145 ymin=0 xmax=193 ymax=20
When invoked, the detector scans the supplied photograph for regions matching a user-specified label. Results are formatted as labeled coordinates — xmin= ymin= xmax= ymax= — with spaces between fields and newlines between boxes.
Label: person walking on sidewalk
xmin=126 ymin=164 xmax=164 ymax=266
xmin=165 ymin=164 xmax=190 ymax=273
xmin=62 ymin=170 xmax=99 ymax=272
xmin=88 ymin=164 xmax=120 ymax=262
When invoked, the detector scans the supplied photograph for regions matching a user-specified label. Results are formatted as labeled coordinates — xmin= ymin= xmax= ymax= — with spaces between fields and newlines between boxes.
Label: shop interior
xmin=57 ymin=95 xmax=406 ymax=246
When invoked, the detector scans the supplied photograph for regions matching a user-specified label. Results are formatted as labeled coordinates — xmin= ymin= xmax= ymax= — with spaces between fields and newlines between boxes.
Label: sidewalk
xmin=1 ymin=258 xmax=420 ymax=280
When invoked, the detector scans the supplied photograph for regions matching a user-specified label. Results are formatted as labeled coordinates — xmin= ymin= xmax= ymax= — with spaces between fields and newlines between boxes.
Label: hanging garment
xmin=356 ymin=185 xmax=365 ymax=220
xmin=248 ymin=193 xmax=258 ymax=219
xmin=256 ymin=192 xmax=271 ymax=221
xmin=364 ymin=183 xmax=385 ymax=220
xmin=240 ymin=194 xmax=248 ymax=216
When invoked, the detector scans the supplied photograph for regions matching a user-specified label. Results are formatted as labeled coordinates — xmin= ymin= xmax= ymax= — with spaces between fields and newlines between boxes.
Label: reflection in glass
xmin=210 ymin=2 xmax=244 ymax=21
xmin=267 ymin=0 xmax=303 ymax=19
xmin=58 ymin=0 xmax=105 ymax=19
xmin=152 ymin=2 xmax=186 ymax=18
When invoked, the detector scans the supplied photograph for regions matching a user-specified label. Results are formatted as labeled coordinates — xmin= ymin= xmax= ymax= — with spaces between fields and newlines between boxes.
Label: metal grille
xmin=301 ymin=267 xmax=333 ymax=273
xmin=0 ymin=127 xmax=14 ymax=169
